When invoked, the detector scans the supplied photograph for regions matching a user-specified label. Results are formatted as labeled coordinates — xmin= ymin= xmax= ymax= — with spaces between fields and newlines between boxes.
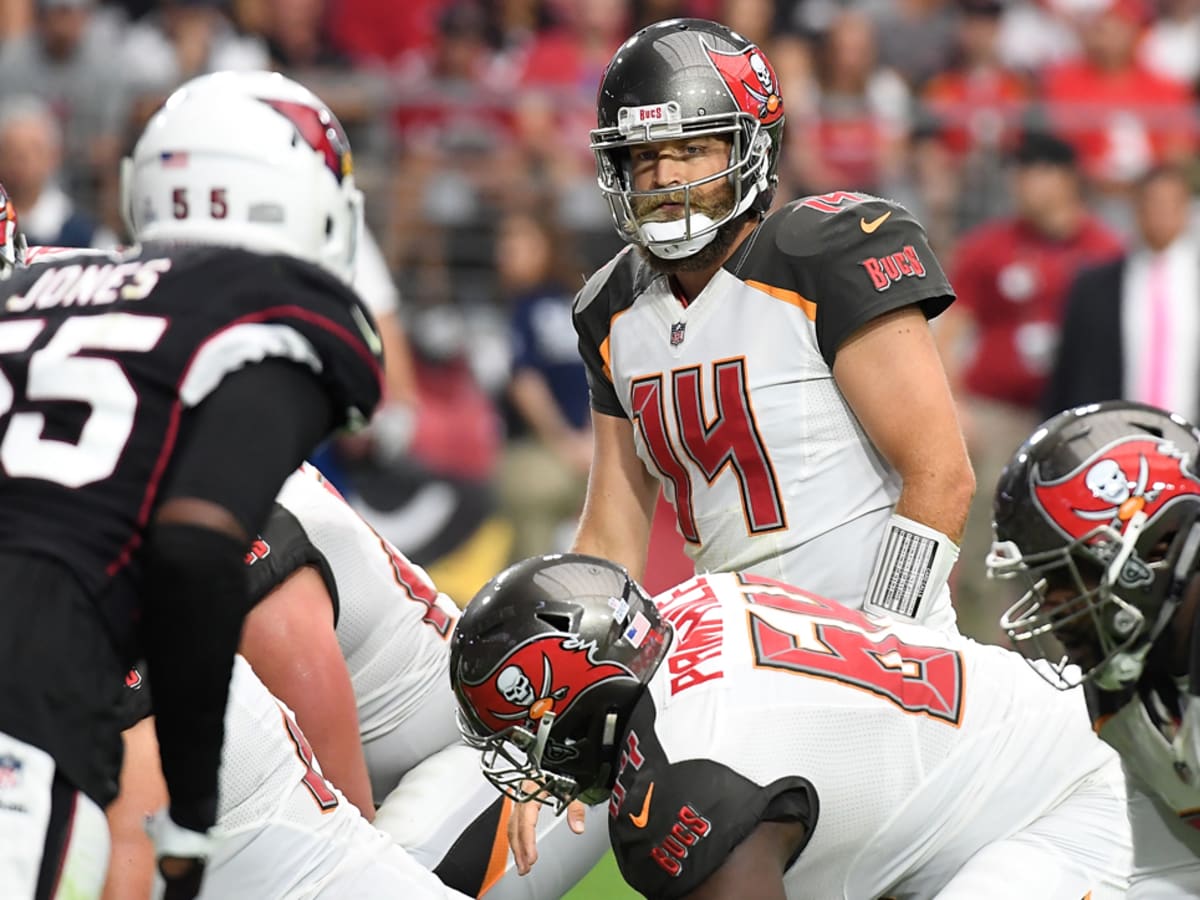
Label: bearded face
xmin=629 ymin=177 xmax=736 ymax=227
xmin=630 ymin=178 xmax=747 ymax=275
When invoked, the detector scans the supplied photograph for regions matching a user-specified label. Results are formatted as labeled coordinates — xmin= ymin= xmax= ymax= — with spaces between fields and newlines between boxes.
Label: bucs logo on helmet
xmin=460 ymin=633 xmax=635 ymax=734
xmin=702 ymin=40 xmax=783 ymax=125
xmin=1032 ymin=436 xmax=1200 ymax=581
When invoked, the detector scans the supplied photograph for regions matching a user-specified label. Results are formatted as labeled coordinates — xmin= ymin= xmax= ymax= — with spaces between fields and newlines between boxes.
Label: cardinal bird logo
xmin=1032 ymin=437 xmax=1200 ymax=545
xmin=702 ymin=41 xmax=784 ymax=125
xmin=460 ymin=634 xmax=635 ymax=735
xmin=261 ymin=99 xmax=354 ymax=183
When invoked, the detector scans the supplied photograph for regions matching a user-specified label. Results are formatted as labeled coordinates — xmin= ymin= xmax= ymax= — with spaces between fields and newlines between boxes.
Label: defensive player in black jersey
xmin=0 ymin=72 xmax=382 ymax=899
xmin=517 ymin=17 xmax=974 ymax=863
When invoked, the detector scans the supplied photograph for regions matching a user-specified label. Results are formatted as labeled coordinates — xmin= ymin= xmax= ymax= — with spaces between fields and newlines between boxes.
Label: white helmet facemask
xmin=120 ymin=71 xmax=363 ymax=284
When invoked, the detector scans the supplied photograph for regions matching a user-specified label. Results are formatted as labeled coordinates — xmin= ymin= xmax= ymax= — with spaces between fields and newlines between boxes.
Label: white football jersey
xmin=196 ymin=656 xmax=468 ymax=900
xmin=574 ymin=195 xmax=953 ymax=608
xmin=248 ymin=463 xmax=461 ymax=799
xmin=602 ymin=573 xmax=1128 ymax=899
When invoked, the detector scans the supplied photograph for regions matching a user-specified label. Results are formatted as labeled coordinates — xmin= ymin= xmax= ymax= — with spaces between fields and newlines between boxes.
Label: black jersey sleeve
xmin=767 ymin=197 xmax=955 ymax=366
xmin=228 ymin=253 xmax=385 ymax=433
xmin=608 ymin=694 xmax=818 ymax=899
xmin=244 ymin=500 xmax=340 ymax=625
xmin=573 ymin=246 xmax=644 ymax=419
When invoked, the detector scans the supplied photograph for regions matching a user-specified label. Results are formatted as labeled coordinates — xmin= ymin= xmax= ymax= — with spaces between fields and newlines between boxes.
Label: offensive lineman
xmin=990 ymin=400 xmax=1200 ymax=895
xmin=104 ymin=461 xmax=611 ymax=900
xmin=452 ymin=554 xmax=1131 ymax=899
xmin=0 ymin=71 xmax=382 ymax=898
xmin=111 ymin=658 xmax=471 ymax=899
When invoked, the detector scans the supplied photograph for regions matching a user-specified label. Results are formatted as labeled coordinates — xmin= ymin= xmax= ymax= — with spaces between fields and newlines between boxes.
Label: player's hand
xmin=145 ymin=809 xmax=213 ymax=900
xmin=508 ymin=793 xmax=588 ymax=876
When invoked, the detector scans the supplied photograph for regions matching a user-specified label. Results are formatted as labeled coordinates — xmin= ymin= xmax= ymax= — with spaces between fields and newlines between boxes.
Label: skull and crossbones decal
xmin=1076 ymin=454 xmax=1161 ymax=523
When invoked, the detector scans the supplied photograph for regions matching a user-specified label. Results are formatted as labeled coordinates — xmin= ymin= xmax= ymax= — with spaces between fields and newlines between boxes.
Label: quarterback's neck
xmin=671 ymin=219 xmax=759 ymax=302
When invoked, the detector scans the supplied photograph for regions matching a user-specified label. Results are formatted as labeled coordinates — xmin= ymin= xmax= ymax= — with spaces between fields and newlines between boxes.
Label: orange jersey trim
xmin=479 ymin=796 xmax=515 ymax=896
xmin=744 ymin=279 xmax=817 ymax=321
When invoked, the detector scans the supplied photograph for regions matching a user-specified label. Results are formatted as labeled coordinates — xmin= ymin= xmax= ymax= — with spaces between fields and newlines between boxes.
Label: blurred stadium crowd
xmin=2 ymin=0 xmax=1197 ymax=638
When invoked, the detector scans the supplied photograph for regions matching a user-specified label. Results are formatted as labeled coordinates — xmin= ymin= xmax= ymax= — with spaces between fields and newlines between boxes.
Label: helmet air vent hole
xmin=325 ymin=216 xmax=334 ymax=236
xmin=536 ymin=612 xmax=572 ymax=633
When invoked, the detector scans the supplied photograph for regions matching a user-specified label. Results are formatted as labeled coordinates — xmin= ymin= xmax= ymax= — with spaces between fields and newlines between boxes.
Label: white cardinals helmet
xmin=121 ymin=71 xmax=362 ymax=283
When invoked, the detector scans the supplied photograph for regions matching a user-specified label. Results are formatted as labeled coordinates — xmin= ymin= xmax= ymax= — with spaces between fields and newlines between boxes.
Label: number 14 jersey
xmin=574 ymin=195 xmax=953 ymax=608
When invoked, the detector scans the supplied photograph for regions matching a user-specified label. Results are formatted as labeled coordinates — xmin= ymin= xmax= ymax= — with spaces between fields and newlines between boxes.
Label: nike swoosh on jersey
xmin=629 ymin=782 xmax=655 ymax=828
xmin=860 ymin=211 xmax=892 ymax=233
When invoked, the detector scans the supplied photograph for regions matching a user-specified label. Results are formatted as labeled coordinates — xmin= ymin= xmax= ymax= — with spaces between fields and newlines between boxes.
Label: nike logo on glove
xmin=860 ymin=211 xmax=892 ymax=233
xmin=629 ymin=782 xmax=655 ymax=828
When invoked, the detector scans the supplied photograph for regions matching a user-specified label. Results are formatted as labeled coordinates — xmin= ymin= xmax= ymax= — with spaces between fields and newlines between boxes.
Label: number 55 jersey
xmin=606 ymin=572 xmax=1131 ymax=899
xmin=0 ymin=243 xmax=382 ymax=649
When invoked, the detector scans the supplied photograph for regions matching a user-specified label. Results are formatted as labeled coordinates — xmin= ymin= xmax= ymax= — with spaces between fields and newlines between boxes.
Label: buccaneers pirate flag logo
xmin=702 ymin=40 xmax=783 ymax=124
xmin=460 ymin=634 xmax=635 ymax=734
xmin=1032 ymin=436 xmax=1200 ymax=544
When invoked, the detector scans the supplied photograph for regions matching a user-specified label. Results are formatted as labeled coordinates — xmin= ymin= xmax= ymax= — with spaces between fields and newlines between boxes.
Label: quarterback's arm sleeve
xmin=813 ymin=203 xmax=955 ymax=366
xmin=245 ymin=502 xmax=341 ymax=625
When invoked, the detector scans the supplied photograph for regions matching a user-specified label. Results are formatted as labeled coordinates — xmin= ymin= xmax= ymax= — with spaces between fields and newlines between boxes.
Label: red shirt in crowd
xmin=1042 ymin=61 xmax=1195 ymax=182
xmin=922 ymin=67 xmax=1030 ymax=157
xmin=328 ymin=0 xmax=449 ymax=64
xmin=951 ymin=216 xmax=1123 ymax=407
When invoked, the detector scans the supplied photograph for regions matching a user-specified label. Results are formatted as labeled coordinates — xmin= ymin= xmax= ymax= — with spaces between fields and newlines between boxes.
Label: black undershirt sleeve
xmin=139 ymin=360 xmax=336 ymax=832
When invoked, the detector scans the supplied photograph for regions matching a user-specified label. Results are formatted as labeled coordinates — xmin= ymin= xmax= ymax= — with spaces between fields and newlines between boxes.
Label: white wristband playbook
xmin=863 ymin=513 xmax=960 ymax=623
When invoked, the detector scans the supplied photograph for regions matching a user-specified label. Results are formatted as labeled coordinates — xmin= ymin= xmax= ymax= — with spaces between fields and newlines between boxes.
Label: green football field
xmin=563 ymin=850 xmax=639 ymax=899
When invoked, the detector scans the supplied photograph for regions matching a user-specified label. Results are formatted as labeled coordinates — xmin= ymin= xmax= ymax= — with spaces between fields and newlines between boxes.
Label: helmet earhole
xmin=325 ymin=216 xmax=334 ymax=237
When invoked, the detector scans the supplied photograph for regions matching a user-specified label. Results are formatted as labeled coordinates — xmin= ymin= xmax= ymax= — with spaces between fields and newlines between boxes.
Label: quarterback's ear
xmin=678 ymin=819 xmax=808 ymax=900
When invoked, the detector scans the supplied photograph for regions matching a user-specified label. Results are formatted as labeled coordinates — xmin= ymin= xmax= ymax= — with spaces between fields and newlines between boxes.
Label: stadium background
xmin=1 ymin=0 xmax=1197 ymax=895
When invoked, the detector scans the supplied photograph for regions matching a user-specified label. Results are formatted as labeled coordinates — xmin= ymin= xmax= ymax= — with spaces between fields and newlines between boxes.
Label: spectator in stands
xmin=505 ymin=0 xmax=625 ymax=240
xmin=788 ymin=9 xmax=910 ymax=196
xmin=497 ymin=211 xmax=591 ymax=562
xmin=120 ymin=0 xmax=268 ymax=100
xmin=1042 ymin=0 xmax=1195 ymax=192
xmin=995 ymin=0 xmax=1080 ymax=74
xmin=1136 ymin=0 xmax=1200 ymax=88
xmin=935 ymin=132 xmax=1123 ymax=640
xmin=0 ymin=95 xmax=116 ymax=247
xmin=387 ymin=1 xmax=514 ymax=296
xmin=259 ymin=0 xmax=348 ymax=69
xmin=870 ymin=0 xmax=961 ymax=89
xmin=1045 ymin=164 xmax=1199 ymax=421
xmin=920 ymin=0 xmax=1031 ymax=234
xmin=0 ymin=0 xmax=130 ymax=216
xmin=327 ymin=0 xmax=449 ymax=66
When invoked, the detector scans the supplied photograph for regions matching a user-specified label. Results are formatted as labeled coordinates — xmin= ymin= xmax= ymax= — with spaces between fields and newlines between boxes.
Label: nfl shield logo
xmin=670 ymin=322 xmax=686 ymax=346
xmin=0 ymin=754 xmax=22 ymax=790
